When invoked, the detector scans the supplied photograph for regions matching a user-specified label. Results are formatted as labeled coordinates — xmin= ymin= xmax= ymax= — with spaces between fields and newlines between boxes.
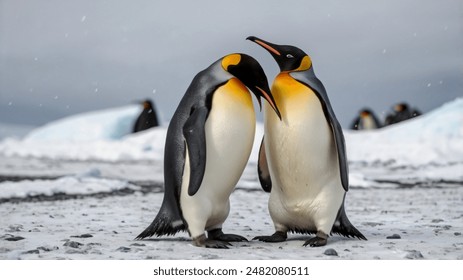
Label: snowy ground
xmin=1 ymin=99 xmax=462 ymax=260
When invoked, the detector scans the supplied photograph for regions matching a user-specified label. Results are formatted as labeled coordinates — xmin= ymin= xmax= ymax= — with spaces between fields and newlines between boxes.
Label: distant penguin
xmin=133 ymin=99 xmax=159 ymax=133
xmin=350 ymin=108 xmax=382 ymax=130
xmin=248 ymin=36 xmax=366 ymax=247
xmin=384 ymin=102 xmax=421 ymax=126
xmin=136 ymin=53 xmax=281 ymax=248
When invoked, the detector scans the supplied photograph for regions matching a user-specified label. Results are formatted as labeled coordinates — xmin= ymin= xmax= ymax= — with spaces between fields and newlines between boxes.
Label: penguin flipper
xmin=257 ymin=136 xmax=272 ymax=192
xmin=183 ymin=106 xmax=209 ymax=196
xmin=290 ymin=70 xmax=349 ymax=191
xmin=331 ymin=202 xmax=367 ymax=240
xmin=350 ymin=116 xmax=360 ymax=130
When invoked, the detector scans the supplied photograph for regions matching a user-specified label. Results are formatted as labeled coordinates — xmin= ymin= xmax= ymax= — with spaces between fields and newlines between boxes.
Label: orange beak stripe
xmin=255 ymin=40 xmax=281 ymax=56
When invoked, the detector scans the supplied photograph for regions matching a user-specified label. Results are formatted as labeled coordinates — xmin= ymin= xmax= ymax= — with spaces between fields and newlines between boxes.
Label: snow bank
xmin=345 ymin=97 xmax=463 ymax=166
xmin=0 ymin=105 xmax=166 ymax=161
xmin=0 ymin=98 xmax=462 ymax=166
xmin=0 ymin=127 xmax=166 ymax=161
xmin=0 ymin=122 xmax=35 ymax=140
xmin=0 ymin=168 xmax=140 ymax=199
xmin=25 ymin=105 xmax=140 ymax=142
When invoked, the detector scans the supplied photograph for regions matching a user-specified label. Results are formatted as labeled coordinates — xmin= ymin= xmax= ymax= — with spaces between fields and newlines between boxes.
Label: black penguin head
xmin=247 ymin=36 xmax=312 ymax=72
xmin=394 ymin=102 xmax=409 ymax=112
xmin=142 ymin=100 xmax=153 ymax=109
xmin=221 ymin=53 xmax=281 ymax=119
xmin=360 ymin=108 xmax=373 ymax=117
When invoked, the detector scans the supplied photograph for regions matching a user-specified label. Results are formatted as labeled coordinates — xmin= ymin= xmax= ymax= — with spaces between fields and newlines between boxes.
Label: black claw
xmin=193 ymin=234 xmax=231 ymax=249
xmin=303 ymin=236 xmax=327 ymax=247
xmin=204 ymin=240 xmax=231 ymax=249
xmin=208 ymin=229 xmax=248 ymax=242
xmin=253 ymin=231 xmax=287 ymax=243
xmin=219 ymin=234 xmax=248 ymax=242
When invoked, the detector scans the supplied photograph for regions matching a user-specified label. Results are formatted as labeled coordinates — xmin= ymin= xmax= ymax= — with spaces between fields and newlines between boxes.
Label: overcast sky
xmin=1 ymin=0 xmax=462 ymax=129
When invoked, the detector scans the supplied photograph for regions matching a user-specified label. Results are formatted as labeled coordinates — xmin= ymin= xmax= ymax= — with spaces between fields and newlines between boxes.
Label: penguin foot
xmin=303 ymin=236 xmax=327 ymax=247
xmin=208 ymin=229 xmax=248 ymax=242
xmin=253 ymin=231 xmax=287 ymax=243
xmin=204 ymin=240 xmax=232 ymax=249
xmin=193 ymin=234 xmax=232 ymax=249
xmin=303 ymin=232 xmax=328 ymax=247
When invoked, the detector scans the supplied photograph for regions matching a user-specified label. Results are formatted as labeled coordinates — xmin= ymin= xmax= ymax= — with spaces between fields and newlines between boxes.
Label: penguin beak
xmin=247 ymin=36 xmax=282 ymax=57
xmin=254 ymin=86 xmax=281 ymax=120
xmin=225 ymin=53 xmax=281 ymax=120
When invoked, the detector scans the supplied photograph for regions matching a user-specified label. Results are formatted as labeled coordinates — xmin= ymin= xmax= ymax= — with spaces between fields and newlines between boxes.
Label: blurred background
xmin=1 ymin=0 xmax=462 ymax=133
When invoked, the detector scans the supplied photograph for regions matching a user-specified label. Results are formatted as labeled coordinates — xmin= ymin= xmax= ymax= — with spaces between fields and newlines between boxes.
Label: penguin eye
xmin=286 ymin=54 xmax=294 ymax=59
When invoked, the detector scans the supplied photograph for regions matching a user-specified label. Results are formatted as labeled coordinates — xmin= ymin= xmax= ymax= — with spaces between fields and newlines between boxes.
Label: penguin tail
xmin=135 ymin=202 xmax=186 ymax=240
xmin=331 ymin=204 xmax=367 ymax=240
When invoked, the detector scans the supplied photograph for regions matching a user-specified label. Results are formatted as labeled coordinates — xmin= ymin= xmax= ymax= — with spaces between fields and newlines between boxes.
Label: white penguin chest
xmin=182 ymin=78 xmax=256 ymax=204
xmin=264 ymin=74 xmax=341 ymax=199
xmin=360 ymin=115 xmax=376 ymax=130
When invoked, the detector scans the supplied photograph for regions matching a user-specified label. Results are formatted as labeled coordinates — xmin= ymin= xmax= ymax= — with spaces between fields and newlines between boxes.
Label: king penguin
xmin=133 ymin=99 xmax=160 ymax=133
xmin=247 ymin=36 xmax=366 ymax=247
xmin=136 ymin=53 xmax=281 ymax=248
xmin=384 ymin=102 xmax=421 ymax=126
xmin=350 ymin=108 xmax=382 ymax=130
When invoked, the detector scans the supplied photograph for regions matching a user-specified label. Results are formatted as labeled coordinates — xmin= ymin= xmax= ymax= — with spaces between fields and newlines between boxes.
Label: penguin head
xmin=142 ymin=100 xmax=153 ymax=110
xmin=394 ymin=102 xmax=409 ymax=112
xmin=247 ymin=36 xmax=312 ymax=72
xmin=360 ymin=108 xmax=373 ymax=117
xmin=221 ymin=53 xmax=281 ymax=119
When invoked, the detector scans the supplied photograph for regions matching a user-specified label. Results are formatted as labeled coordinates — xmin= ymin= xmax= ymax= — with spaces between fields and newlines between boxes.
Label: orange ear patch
xmin=221 ymin=54 xmax=241 ymax=70
xmin=295 ymin=55 xmax=312 ymax=71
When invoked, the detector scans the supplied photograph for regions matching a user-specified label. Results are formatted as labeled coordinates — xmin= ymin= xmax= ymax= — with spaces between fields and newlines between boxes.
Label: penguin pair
xmin=137 ymin=38 xmax=366 ymax=248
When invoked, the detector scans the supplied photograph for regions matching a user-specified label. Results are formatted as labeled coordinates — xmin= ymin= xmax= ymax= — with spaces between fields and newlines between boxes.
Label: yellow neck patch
xmin=221 ymin=54 xmax=241 ymax=70
xmin=271 ymin=72 xmax=314 ymax=117
xmin=295 ymin=55 xmax=312 ymax=71
xmin=215 ymin=78 xmax=253 ymax=109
